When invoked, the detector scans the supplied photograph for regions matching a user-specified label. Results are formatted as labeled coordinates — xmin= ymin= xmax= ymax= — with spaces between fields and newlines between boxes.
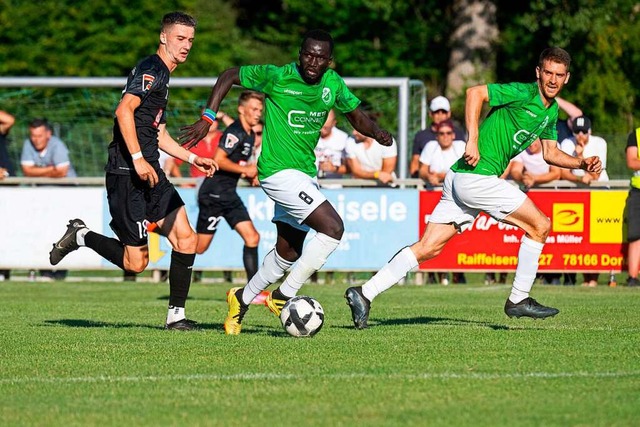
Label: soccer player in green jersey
xmin=180 ymin=29 xmax=393 ymax=334
xmin=345 ymin=47 xmax=602 ymax=329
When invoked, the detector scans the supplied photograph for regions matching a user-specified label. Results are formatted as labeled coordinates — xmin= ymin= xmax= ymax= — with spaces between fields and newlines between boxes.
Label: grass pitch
xmin=1 ymin=278 xmax=639 ymax=427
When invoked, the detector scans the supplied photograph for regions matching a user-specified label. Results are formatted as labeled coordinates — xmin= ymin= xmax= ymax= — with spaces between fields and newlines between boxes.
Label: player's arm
xmin=506 ymin=160 xmax=524 ymax=182
xmin=213 ymin=148 xmax=257 ymax=179
xmin=158 ymin=125 xmax=217 ymax=177
xmin=541 ymin=138 xmax=601 ymax=175
xmin=627 ymin=145 xmax=640 ymax=171
xmin=463 ymin=85 xmax=488 ymax=167
xmin=344 ymin=108 xmax=393 ymax=147
xmin=21 ymin=163 xmax=68 ymax=178
xmin=179 ymin=67 xmax=241 ymax=148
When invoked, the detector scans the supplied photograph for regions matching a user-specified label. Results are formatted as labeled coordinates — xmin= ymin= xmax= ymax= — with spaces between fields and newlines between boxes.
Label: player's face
xmin=161 ymin=24 xmax=195 ymax=65
xmin=298 ymin=39 xmax=332 ymax=84
xmin=536 ymin=60 xmax=570 ymax=102
xmin=239 ymin=98 xmax=263 ymax=128
xmin=252 ymin=124 xmax=263 ymax=147
xmin=29 ymin=125 xmax=51 ymax=151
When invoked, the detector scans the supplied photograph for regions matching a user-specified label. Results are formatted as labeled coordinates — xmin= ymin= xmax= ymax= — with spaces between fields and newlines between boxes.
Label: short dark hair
xmin=238 ymin=90 xmax=265 ymax=106
xmin=539 ymin=47 xmax=571 ymax=71
xmin=301 ymin=29 xmax=334 ymax=54
xmin=28 ymin=118 xmax=50 ymax=129
xmin=161 ymin=12 xmax=197 ymax=32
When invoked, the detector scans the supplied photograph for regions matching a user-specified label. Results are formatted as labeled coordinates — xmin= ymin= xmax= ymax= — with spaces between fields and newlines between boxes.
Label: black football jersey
xmin=200 ymin=120 xmax=255 ymax=193
xmin=106 ymin=54 xmax=170 ymax=175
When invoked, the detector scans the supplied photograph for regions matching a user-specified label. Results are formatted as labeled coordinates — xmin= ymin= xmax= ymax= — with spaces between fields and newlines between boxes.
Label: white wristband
xmin=131 ymin=151 xmax=143 ymax=160
xmin=188 ymin=153 xmax=197 ymax=164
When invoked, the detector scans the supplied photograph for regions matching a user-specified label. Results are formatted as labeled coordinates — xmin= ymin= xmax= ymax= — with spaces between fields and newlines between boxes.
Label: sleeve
xmin=345 ymin=138 xmax=357 ymax=159
xmin=412 ymin=131 xmax=425 ymax=155
xmin=381 ymin=139 xmax=397 ymax=158
xmin=627 ymin=129 xmax=639 ymax=150
xmin=20 ymin=140 xmax=34 ymax=165
xmin=239 ymin=64 xmax=279 ymax=94
xmin=219 ymin=126 xmax=242 ymax=156
xmin=487 ymin=82 xmax=530 ymax=108
xmin=418 ymin=141 xmax=434 ymax=165
xmin=512 ymin=151 xmax=525 ymax=163
xmin=124 ymin=60 xmax=161 ymax=100
xmin=51 ymin=138 xmax=71 ymax=167
xmin=559 ymin=138 xmax=575 ymax=155
xmin=332 ymin=74 xmax=361 ymax=114
xmin=539 ymin=104 xmax=559 ymax=141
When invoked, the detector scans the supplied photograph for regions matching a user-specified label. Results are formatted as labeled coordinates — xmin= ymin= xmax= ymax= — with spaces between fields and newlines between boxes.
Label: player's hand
xmin=244 ymin=164 xmax=258 ymax=179
xmin=581 ymin=156 xmax=602 ymax=174
xmin=133 ymin=158 xmax=159 ymax=188
xmin=375 ymin=129 xmax=394 ymax=147
xmin=179 ymin=119 xmax=211 ymax=149
xmin=463 ymin=140 xmax=480 ymax=167
xmin=193 ymin=156 xmax=218 ymax=178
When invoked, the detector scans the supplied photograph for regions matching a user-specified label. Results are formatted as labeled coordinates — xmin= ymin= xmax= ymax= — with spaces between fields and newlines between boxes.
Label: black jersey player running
xmin=48 ymin=12 xmax=217 ymax=330
xmin=195 ymin=90 xmax=264 ymax=281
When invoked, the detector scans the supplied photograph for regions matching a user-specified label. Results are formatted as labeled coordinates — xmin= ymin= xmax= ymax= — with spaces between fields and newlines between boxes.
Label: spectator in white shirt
xmin=418 ymin=119 xmax=465 ymax=187
xmin=346 ymin=113 xmax=397 ymax=185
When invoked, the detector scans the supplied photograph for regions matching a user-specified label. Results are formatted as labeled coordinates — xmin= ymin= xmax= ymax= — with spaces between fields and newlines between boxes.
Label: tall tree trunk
xmin=446 ymin=0 xmax=499 ymax=100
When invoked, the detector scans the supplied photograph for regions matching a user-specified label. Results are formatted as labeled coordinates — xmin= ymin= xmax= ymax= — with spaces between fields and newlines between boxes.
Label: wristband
xmin=188 ymin=153 xmax=197 ymax=165
xmin=201 ymin=108 xmax=216 ymax=124
xmin=131 ymin=151 xmax=143 ymax=160
xmin=373 ymin=171 xmax=380 ymax=179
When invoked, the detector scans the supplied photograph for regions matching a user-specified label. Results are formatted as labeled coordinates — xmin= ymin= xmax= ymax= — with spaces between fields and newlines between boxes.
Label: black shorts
xmin=626 ymin=188 xmax=640 ymax=242
xmin=106 ymin=172 xmax=185 ymax=246
xmin=196 ymin=190 xmax=251 ymax=234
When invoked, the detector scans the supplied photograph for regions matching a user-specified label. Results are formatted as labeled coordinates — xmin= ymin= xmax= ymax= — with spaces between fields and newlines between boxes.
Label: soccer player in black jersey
xmin=195 ymin=91 xmax=263 ymax=283
xmin=48 ymin=12 xmax=217 ymax=330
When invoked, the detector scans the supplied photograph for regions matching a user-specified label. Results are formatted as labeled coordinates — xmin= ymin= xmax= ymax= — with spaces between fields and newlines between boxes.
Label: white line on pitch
xmin=1 ymin=370 xmax=638 ymax=385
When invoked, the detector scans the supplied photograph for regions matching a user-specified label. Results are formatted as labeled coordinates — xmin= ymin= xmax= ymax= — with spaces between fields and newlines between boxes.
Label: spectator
xmin=410 ymin=96 xmax=465 ymax=178
xmin=316 ymin=109 xmax=350 ymax=179
xmin=625 ymin=128 xmax=640 ymax=287
xmin=0 ymin=110 xmax=16 ymax=178
xmin=560 ymin=115 xmax=608 ymax=287
xmin=21 ymin=118 xmax=76 ymax=178
xmin=556 ymin=97 xmax=583 ymax=143
xmin=346 ymin=113 xmax=397 ymax=185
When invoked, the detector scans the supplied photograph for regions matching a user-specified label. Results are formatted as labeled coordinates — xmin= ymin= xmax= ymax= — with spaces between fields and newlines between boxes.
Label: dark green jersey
xmin=451 ymin=81 xmax=559 ymax=176
xmin=240 ymin=62 xmax=361 ymax=180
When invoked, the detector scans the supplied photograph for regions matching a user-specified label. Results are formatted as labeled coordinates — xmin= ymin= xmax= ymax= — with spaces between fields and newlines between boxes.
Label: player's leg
xmin=275 ymin=200 xmax=343 ymax=302
xmin=499 ymin=196 xmax=558 ymax=318
xmin=626 ymin=189 xmax=640 ymax=287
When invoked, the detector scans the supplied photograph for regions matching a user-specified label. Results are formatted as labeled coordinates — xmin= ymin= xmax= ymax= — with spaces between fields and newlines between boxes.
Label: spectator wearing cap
xmin=559 ymin=115 xmax=608 ymax=288
xmin=410 ymin=96 xmax=465 ymax=178
xmin=559 ymin=115 xmax=609 ymax=185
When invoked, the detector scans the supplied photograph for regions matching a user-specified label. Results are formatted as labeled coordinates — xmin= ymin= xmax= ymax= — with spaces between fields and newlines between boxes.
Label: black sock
xmin=169 ymin=251 xmax=196 ymax=307
xmin=243 ymin=245 xmax=259 ymax=281
xmin=84 ymin=231 xmax=125 ymax=270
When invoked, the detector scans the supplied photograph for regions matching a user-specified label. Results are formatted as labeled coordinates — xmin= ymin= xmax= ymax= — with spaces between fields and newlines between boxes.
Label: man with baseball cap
xmin=559 ymin=115 xmax=609 ymax=184
xmin=410 ymin=95 xmax=465 ymax=178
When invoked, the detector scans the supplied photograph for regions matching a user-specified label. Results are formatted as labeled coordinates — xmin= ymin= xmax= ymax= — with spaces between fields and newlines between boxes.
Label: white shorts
xmin=429 ymin=170 xmax=526 ymax=232
xmin=260 ymin=169 xmax=327 ymax=232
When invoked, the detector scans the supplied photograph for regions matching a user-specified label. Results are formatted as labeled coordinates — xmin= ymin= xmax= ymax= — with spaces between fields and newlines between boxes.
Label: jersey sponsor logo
xmin=284 ymin=89 xmax=303 ymax=95
xmin=322 ymin=87 xmax=332 ymax=105
xmin=224 ymin=133 xmax=240 ymax=149
xmin=288 ymin=110 xmax=328 ymax=129
xmin=142 ymin=74 xmax=155 ymax=91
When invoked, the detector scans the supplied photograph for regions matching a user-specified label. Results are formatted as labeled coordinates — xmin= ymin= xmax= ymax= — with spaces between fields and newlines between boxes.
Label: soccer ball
xmin=280 ymin=296 xmax=325 ymax=337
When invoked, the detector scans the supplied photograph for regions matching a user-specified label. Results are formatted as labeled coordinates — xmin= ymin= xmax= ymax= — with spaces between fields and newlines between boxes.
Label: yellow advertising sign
xmin=590 ymin=191 xmax=627 ymax=243
xmin=552 ymin=203 xmax=584 ymax=232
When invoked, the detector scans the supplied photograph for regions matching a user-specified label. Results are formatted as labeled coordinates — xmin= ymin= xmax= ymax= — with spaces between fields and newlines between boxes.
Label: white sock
xmin=241 ymin=249 xmax=293 ymax=305
xmin=76 ymin=227 xmax=89 ymax=246
xmin=166 ymin=305 xmax=185 ymax=324
xmin=362 ymin=247 xmax=419 ymax=302
xmin=279 ymin=233 xmax=341 ymax=298
xmin=509 ymin=236 xmax=545 ymax=303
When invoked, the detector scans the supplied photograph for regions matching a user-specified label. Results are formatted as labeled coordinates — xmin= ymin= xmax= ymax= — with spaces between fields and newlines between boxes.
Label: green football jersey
xmin=239 ymin=62 xmax=361 ymax=180
xmin=451 ymin=81 xmax=559 ymax=176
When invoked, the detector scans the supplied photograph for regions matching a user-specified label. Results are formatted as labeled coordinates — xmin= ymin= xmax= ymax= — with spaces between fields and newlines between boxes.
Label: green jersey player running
xmin=180 ymin=29 xmax=393 ymax=335
xmin=345 ymin=47 xmax=602 ymax=329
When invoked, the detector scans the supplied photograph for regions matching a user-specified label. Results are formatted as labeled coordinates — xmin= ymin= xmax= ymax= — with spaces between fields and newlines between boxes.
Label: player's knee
xmin=245 ymin=232 xmax=260 ymax=248
xmin=533 ymin=216 xmax=551 ymax=240
xmin=413 ymin=241 xmax=441 ymax=263
xmin=125 ymin=258 xmax=148 ymax=274
xmin=323 ymin=218 xmax=344 ymax=240
xmin=174 ymin=230 xmax=198 ymax=253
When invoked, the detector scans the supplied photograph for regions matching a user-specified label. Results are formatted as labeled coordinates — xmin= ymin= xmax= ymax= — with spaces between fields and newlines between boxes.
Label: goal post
xmin=0 ymin=76 xmax=426 ymax=178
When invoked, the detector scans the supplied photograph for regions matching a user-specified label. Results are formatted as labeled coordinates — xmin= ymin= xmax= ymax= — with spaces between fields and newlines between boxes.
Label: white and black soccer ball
xmin=280 ymin=296 xmax=325 ymax=337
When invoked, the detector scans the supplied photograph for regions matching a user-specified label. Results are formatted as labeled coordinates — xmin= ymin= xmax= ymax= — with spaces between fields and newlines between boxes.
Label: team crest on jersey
xmin=322 ymin=87 xmax=332 ymax=105
xmin=224 ymin=133 xmax=240 ymax=149
xmin=142 ymin=74 xmax=155 ymax=91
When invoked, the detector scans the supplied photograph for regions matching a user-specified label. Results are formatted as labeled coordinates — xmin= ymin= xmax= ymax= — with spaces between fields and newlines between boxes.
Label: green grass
xmin=1 ymin=280 xmax=639 ymax=427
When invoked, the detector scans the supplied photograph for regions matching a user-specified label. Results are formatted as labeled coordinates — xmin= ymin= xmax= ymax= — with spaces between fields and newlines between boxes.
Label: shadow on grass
xmin=156 ymin=295 xmax=226 ymax=302
xmin=43 ymin=319 xmax=224 ymax=331
xmin=335 ymin=316 xmax=519 ymax=331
